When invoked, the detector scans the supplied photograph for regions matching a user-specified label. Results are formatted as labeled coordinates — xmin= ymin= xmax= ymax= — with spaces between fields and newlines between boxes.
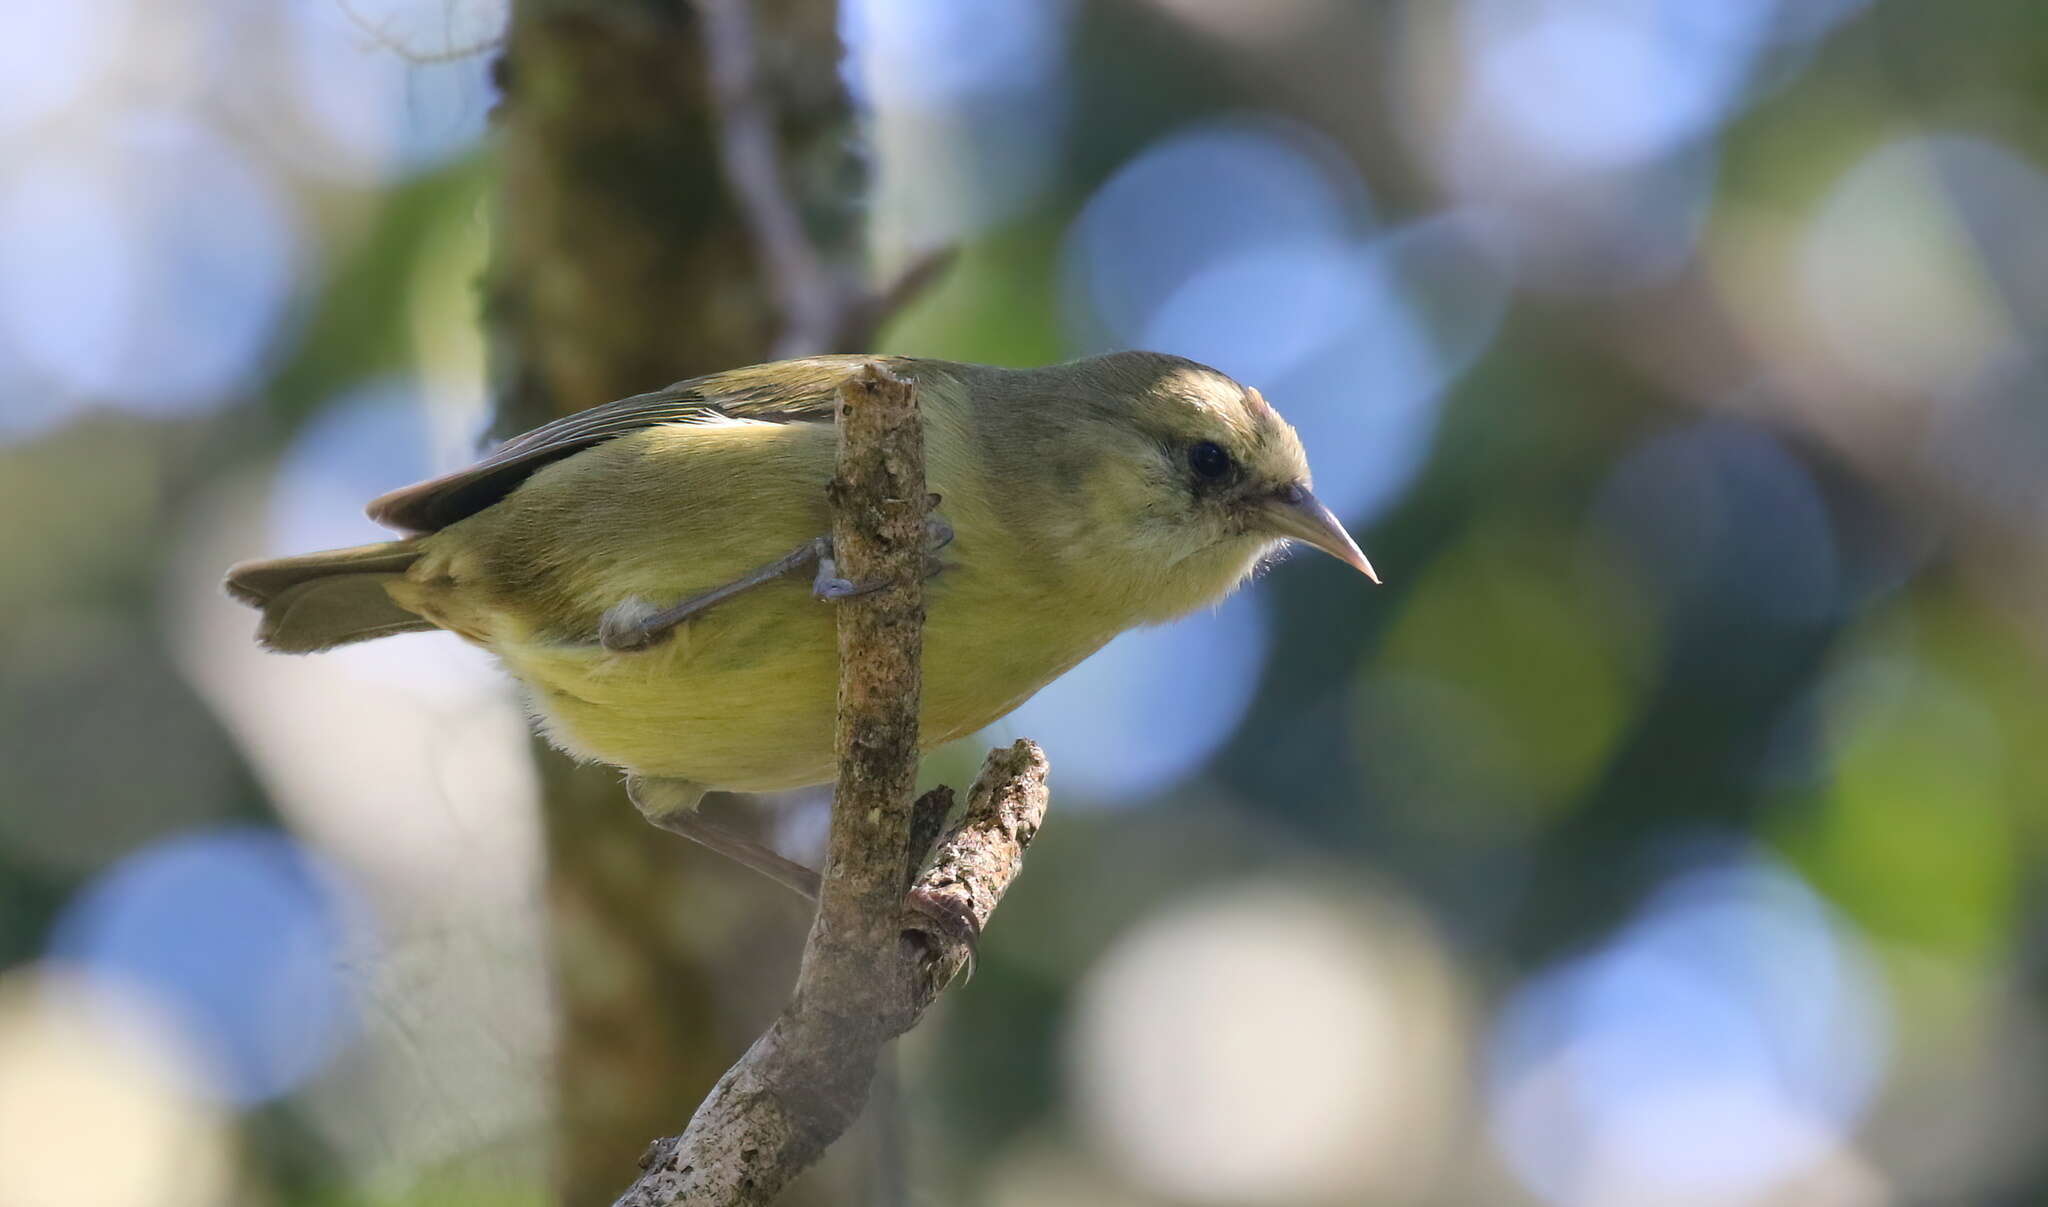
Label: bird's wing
xmin=366 ymin=356 xmax=901 ymax=532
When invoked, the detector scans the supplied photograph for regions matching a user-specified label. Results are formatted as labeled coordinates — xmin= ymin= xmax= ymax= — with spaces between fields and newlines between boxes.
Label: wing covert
xmin=364 ymin=356 xmax=891 ymax=532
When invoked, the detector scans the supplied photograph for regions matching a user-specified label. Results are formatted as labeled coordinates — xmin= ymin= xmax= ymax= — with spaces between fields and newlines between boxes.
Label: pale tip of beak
xmin=1267 ymin=486 xmax=1380 ymax=585
xmin=1332 ymin=541 xmax=1381 ymax=585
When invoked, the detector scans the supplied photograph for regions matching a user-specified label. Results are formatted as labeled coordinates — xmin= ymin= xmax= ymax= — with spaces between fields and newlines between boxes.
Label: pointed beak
xmin=1263 ymin=485 xmax=1379 ymax=583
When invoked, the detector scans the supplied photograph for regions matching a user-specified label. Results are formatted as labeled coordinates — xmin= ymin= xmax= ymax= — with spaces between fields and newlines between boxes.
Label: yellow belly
xmin=497 ymin=565 xmax=1110 ymax=791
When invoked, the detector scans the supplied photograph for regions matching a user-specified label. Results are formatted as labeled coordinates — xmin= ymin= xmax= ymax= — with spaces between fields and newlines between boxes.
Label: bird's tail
xmin=224 ymin=540 xmax=431 ymax=652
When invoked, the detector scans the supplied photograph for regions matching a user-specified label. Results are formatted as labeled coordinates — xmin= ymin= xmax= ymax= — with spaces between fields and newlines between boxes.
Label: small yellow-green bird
xmin=226 ymin=351 xmax=1375 ymax=892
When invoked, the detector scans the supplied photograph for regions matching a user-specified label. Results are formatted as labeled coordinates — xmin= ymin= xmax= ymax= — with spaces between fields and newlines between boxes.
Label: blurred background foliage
xmin=3 ymin=0 xmax=2047 ymax=1205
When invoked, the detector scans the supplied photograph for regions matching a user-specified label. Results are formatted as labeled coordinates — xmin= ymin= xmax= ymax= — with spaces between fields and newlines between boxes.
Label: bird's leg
xmin=922 ymin=514 xmax=955 ymax=579
xmin=814 ymin=514 xmax=955 ymax=596
xmin=600 ymin=514 xmax=956 ymax=651
xmin=654 ymin=810 xmax=823 ymax=901
xmin=806 ymin=535 xmax=874 ymax=602
xmin=629 ymin=773 xmax=979 ymax=963
xmin=600 ymin=537 xmax=829 ymax=651
xmin=626 ymin=775 xmax=822 ymax=900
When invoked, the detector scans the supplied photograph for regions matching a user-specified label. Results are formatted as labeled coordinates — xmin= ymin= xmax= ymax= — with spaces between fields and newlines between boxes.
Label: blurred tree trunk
xmin=485 ymin=1 xmax=856 ymax=1201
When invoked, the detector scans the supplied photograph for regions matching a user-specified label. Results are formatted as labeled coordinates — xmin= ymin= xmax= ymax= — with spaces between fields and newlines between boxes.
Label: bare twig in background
xmin=609 ymin=366 xmax=1052 ymax=1207
xmin=693 ymin=0 xmax=953 ymax=357
xmin=694 ymin=0 xmax=840 ymax=357
xmin=845 ymin=245 xmax=961 ymax=353
xmin=335 ymin=0 xmax=506 ymax=64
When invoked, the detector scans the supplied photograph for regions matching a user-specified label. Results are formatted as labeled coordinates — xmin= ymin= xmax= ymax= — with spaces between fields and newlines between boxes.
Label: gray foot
xmin=601 ymin=513 xmax=954 ymax=651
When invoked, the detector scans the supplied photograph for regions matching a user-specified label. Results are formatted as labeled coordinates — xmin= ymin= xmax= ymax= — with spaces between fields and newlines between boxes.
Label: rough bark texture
xmin=488 ymin=1 xmax=857 ymax=1201
xmin=605 ymin=365 xmax=1051 ymax=1206
xmin=819 ymin=363 xmax=931 ymax=961
xmin=490 ymin=7 xmax=997 ymax=1201
xmin=616 ymin=737 xmax=1053 ymax=1207
xmin=492 ymin=0 xmax=852 ymax=434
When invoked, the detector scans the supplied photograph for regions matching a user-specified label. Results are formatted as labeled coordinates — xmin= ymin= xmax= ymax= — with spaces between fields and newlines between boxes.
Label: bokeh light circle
xmin=282 ymin=0 xmax=499 ymax=179
xmin=1798 ymin=134 xmax=2048 ymax=400
xmin=0 ymin=110 xmax=298 ymax=416
xmin=1066 ymin=117 xmax=1510 ymax=523
xmin=0 ymin=967 xmax=234 ymax=1207
xmin=1002 ymin=591 xmax=1268 ymax=802
xmin=1066 ymin=116 xmax=1368 ymax=347
xmin=1588 ymin=419 xmax=1842 ymax=634
xmin=1486 ymin=856 xmax=1890 ymax=1206
xmin=844 ymin=0 xmax=1075 ymax=243
xmin=1069 ymin=881 xmax=1467 ymax=1204
xmin=47 ymin=827 xmax=368 ymax=1105
xmin=0 ymin=0 xmax=129 ymax=135
xmin=1456 ymin=0 xmax=1774 ymax=172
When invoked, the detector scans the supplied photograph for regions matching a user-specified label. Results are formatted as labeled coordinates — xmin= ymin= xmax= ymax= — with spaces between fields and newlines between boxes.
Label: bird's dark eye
xmin=1188 ymin=440 xmax=1233 ymax=481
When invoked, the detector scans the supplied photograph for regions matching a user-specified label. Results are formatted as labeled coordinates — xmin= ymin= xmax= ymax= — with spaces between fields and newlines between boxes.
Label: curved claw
xmin=811 ymin=516 xmax=954 ymax=601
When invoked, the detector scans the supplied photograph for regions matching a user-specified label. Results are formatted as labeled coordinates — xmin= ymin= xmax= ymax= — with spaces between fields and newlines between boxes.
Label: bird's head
xmin=1001 ymin=351 xmax=1376 ymax=622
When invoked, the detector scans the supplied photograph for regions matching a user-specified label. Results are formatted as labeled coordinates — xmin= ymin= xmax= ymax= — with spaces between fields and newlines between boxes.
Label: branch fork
xmin=694 ymin=0 xmax=955 ymax=357
xmin=610 ymin=365 xmax=1050 ymax=1207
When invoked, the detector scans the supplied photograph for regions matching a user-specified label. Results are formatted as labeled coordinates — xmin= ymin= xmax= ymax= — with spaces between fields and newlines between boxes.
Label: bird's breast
xmin=499 ymin=537 xmax=1118 ymax=792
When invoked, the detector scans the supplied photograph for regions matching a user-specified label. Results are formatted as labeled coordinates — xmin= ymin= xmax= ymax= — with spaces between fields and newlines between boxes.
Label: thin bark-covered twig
xmin=693 ymin=0 xmax=953 ymax=357
xmin=694 ymin=0 xmax=840 ymax=358
xmin=609 ymin=365 xmax=1051 ymax=1207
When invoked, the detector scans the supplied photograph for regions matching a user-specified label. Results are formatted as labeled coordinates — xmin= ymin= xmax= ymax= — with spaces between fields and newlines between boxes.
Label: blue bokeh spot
xmin=48 ymin=826 xmax=366 ymax=1105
